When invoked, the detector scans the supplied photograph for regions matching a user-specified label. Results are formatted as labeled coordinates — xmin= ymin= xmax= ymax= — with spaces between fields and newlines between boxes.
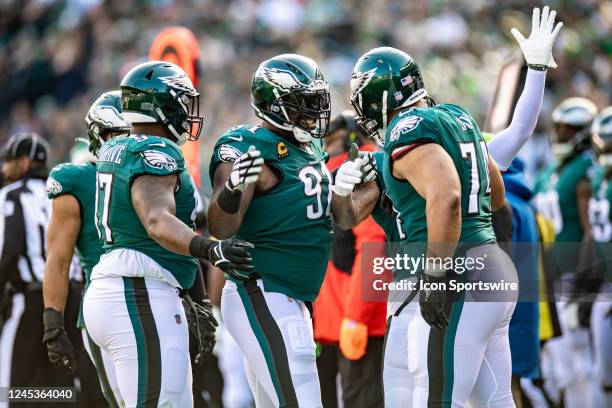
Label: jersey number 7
xmin=95 ymin=172 xmax=114 ymax=244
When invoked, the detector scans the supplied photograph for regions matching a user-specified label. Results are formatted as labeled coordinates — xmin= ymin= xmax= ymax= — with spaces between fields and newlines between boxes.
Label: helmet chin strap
xmin=380 ymin=91 xmax=388 ymax=146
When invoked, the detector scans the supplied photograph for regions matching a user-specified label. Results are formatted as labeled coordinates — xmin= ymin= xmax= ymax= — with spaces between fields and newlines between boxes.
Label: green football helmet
xmin=592 ymin=106 xmax=612 ymax=166
xmin=251 ymin=54 xmax=331 ymax=143
xmin=350 ymin=47 xmax=428 ymax=146
xmin=120 ymin=60 xmax=203 ymax=145
xmin=85 ymin=91 xmax=131 ymax=156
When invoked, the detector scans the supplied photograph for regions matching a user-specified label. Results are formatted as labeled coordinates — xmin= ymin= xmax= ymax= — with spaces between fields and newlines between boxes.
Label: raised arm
xmin=488 ymin=6 xmax=563 ymax=169
xmin=487 ymin=69 xmax=545 ymax=169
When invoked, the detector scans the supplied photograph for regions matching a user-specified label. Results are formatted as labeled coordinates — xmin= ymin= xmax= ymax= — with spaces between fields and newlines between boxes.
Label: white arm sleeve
xmin=487 ymin=68 xmax=546 ymax=170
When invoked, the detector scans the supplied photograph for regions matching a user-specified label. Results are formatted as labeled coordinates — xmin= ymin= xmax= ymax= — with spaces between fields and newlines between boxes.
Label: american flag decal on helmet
xmin=401 ymin=76 xmax=413 ymax=86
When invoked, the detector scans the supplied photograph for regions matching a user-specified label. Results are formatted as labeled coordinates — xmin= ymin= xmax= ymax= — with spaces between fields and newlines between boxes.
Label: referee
xmin=0 ymin=133 xmax=74 ymax=407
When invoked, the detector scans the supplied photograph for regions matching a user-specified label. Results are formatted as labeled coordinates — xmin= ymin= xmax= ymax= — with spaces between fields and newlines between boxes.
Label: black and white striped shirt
xmin=0 ymin=175 xmax=50 ymax=286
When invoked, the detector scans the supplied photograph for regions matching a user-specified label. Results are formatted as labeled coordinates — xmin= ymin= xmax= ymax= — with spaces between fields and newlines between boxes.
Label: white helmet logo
xmin=262 ymin=67 xmax=303 ymax=92
xmin=159 ymin=75 xmax=198 ymax=96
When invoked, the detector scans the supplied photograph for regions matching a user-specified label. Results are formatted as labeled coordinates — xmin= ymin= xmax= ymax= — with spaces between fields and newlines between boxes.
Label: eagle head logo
xmin=159 ymin=75 xmax=198 ymax=96
xmin=141 ymin=150 xmax=178 ymax=171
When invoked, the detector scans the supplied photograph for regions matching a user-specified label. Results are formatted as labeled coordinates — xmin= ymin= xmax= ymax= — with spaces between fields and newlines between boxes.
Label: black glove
xmin=419 ymin=272 xmax=450 ymax=330
xmin=182 ymin=297 xmax=218 ymax=365
xmin=43 ymin=308 xmax=77 ymax=374
xmin=190 ymin=237 xmax=255 ymax=281
xmin=207 ymin=239 xmax=255 ymax=281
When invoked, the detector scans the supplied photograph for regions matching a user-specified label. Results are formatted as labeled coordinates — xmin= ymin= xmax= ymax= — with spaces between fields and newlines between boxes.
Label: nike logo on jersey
xmin=148 ymin=141 xmax=166 ymax=148
xmin=228 ymin=135 xmax=243 ymax=142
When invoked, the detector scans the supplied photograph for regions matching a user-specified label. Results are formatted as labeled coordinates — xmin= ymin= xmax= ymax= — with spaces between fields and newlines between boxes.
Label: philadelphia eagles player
xmin=531 ymin=96 xmax=600 ymax=406
xmin=349 ymin=44 xmax=518 ymax=407
xmin=589 ymin=107 xmax=612 ymax=407
xmin=331 ymin=7 xmax=561 ymax=406
xmin=43 ymin=91 xmax=130 ymax=407
xmin=208 ymin=54 xmax=370 ymax=407
xmin=83 ymin=61 xmax=252 ymax=408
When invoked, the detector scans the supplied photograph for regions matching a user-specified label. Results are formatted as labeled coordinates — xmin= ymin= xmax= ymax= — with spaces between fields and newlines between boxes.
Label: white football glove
xmin=332 ymin=143 xmax=377 ymax=197
xmin=226 ymin=146 xmax=263 ymax=192
xmin=333 ymin=159 xmax=362 ymax=197
xmin=511 ymin=6 xmax=563 ymax=69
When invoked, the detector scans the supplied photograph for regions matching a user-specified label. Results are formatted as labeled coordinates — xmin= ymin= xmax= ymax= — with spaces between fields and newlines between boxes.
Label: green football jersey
xmin=95 ymin=135 xmax=197 ymax=289
xmin=555 ymin=151 xmax=597 ymax=242
xmin=48 ymin=162 xmax=102 ymax=329
xmin=371 ymin=151 xmax=405 ymax=242
xmin=532 ymin=162 xmax=564 ymax=234
xmin=382 ymin=104 xmax=496 ymax=245
xmin=47 ymin=162 xmax=102 ymax=285
xmin=590 ymin=166 xmax=612 ymax=242
xmin=209 ymin=125 xmax=333 ymax=301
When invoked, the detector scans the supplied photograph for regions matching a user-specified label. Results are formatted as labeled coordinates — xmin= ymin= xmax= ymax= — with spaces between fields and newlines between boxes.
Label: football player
xmin=589 ymin=107 xmax=612 ymax=407
xmin=348 ymin=44 xmax=518 ymax=407
xmin=208 ymin=54 xmax=369 ymax=407
xmin=82 ymin=61 xmax=252 ymax=408
xmin=344 ymin=6 xmax=561 ymax=404
xmin=43 ymin=91 xmax=130 ymax=407
xmin=333 ymin=7 xmax=561 ymax=406
xmin=531 ymin=96 xmax=599 ymax=405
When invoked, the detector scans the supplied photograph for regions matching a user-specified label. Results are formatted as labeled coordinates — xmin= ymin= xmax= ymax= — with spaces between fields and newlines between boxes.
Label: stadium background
xmin=0 ymin=0 xmax=610 ymax=192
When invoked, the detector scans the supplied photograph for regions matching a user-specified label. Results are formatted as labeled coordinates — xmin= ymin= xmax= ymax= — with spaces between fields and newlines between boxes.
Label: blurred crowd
xmin=0 ymin=0 xmax=611 ymax=187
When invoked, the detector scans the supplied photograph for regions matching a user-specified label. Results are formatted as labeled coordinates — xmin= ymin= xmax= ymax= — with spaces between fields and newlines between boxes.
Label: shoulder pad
xmin=48 ymin=163 xmax=89 ymax=198
xmin=215 ymin=125 xmax=277 ymax=162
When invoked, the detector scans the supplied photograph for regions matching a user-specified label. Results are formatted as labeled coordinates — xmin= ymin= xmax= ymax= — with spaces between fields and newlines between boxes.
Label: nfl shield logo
xmin=401 ymin=76 xmax=413 ymax=86
xmin=394 ymin=91 xmax=403 ymax=101
xmin=175 ymin=314 xmax=181 ymax=324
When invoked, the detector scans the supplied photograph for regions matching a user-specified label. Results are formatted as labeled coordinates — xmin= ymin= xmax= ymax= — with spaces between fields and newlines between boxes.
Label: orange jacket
xmin=313 ymin=261 xmax=349 ymax=343
xmin=344 ymin=215 xmax=387 ymax=337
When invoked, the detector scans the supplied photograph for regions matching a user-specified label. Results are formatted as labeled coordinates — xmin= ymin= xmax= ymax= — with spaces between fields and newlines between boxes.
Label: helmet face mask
xmin=279 ymin=88 xmax=330 ymax=140
xmin=251 ymin=54 xmax=331 ymax=143
xmin=120 ymin=61 xmax=204 ymax=145
xmin=350 ymin=92 xmax=385 ymax=146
